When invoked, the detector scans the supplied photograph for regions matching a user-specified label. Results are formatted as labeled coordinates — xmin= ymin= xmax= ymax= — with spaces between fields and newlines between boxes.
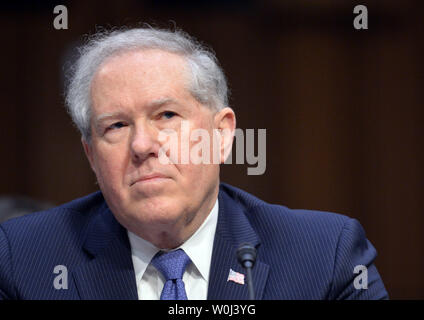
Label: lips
xmin=131 ymin=173 xmax=169 ymax=186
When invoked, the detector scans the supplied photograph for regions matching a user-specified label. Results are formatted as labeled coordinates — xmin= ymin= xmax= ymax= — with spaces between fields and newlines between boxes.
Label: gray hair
xmin=65 ymin=26 xmax=229 ymax=142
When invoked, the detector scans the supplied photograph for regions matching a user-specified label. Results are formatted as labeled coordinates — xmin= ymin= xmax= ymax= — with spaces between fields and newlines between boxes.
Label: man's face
xmin=83 ymin=49 xmax=233 ymax=247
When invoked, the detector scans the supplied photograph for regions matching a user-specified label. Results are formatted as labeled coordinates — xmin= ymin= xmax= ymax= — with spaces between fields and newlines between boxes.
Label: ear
xmin=214 ymin=107 xmax=236 ymax=164
xmin=81 ymin=137 xmax=97 ymax=174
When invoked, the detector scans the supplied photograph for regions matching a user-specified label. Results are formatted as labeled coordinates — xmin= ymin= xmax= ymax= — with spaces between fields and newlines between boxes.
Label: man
xmin=0 ymin=27 xmax=388 ymax=299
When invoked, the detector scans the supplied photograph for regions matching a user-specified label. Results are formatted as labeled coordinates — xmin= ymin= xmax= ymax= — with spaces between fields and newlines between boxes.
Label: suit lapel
xmin=71 ymin=186 xmax=269 ymax=300
xmin=208 ymin=188 xmax=270 ymax=300
xmin=72 ymin=203 xmax=138 ymax=300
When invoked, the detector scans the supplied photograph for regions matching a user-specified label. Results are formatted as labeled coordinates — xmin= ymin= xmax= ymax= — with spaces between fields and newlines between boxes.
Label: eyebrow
xmin=95 ymin=112 xmax=125 ymax=124
xmin=148 ymin=97 xmax=178 ymax=108
xmin=94 ymin=97 xmax=180 ymax=124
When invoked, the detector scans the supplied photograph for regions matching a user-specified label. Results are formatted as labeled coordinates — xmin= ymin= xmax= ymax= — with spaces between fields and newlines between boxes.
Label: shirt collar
xmin=180 ymin=198 xmax=218 ymax=281
xmin=128 ymin=198 xmax=219 ymax=283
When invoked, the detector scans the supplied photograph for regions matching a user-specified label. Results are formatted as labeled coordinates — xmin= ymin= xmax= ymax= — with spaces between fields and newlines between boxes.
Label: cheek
xmin=175 ymin=162 xmax=218 ymax=193
xmin=173 ymin=119 xmax=218 ymax=182
xmin=93 ymin=146 xmax=128 ymax=186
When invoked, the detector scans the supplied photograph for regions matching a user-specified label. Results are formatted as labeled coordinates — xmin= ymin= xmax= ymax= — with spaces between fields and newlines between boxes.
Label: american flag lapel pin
xmin=227 ymin=268 xmax=245 ymax=285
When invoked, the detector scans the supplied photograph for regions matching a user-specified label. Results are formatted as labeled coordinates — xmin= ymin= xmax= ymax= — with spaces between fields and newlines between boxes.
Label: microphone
xmin=236 ymin=243 xmax=257 ymax=300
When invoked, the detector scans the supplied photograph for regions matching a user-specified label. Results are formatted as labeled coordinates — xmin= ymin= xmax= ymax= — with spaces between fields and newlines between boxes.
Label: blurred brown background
xmin=0 ymin=0 xmax=423 ymax=299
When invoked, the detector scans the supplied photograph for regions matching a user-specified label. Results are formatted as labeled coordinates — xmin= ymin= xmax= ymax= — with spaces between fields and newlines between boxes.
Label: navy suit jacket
xmin=0 ymin=183 xmax=388 ymax=299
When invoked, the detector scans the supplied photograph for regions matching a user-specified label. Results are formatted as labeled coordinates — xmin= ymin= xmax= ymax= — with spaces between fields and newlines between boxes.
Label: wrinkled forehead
xmin=88 ymin=49 xmax=208 ymax=121
xmin=89 ymin=49 xmax=193 ymax=110
xmin=90 ymin=49 xmax=190 ymax=105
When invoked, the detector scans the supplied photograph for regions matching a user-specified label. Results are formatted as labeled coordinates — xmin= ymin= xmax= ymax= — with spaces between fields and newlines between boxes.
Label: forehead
xmin=90 ymin=49 xmax=192 ymax=111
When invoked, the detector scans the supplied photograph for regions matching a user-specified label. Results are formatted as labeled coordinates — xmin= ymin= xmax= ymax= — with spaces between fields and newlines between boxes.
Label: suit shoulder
xmin=253 ymin=203 xmax=350 ymax=230
xmin=221 ymin=182 xmax=351 ymax=240
xmin=219 ymin=183 xmax=268 ymax=208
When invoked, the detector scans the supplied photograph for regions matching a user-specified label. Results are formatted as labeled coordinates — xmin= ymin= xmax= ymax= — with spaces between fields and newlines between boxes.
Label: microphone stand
xmin=237 ymin=243 xmax=257 ymax=300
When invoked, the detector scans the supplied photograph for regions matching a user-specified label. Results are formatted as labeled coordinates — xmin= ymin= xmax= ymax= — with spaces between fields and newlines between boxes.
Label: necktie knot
xmin=150 ymin=249 xmax=191 ymax=300
xmin=151 ymin=249 xmax=191 ymax=281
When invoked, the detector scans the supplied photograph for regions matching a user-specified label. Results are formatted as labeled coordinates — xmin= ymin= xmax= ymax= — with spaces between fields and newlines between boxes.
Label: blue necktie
xmin=151 ymin=249 xmax=191 ymax=300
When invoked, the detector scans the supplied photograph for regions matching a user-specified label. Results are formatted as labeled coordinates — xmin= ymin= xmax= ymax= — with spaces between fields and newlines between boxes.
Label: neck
xmin=133 ymin=184 xmax=219 ymax=250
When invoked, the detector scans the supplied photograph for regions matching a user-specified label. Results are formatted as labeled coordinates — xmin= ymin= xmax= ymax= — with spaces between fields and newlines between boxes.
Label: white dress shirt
xmin=128 ymin=199 xmax=219 ymax=300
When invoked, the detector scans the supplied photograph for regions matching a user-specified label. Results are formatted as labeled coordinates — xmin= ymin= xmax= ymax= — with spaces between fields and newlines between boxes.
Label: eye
xmin=162 ymin=111 xmax=176 ymax=119
xmin=107 ymin=121 xmax=127 ymax=131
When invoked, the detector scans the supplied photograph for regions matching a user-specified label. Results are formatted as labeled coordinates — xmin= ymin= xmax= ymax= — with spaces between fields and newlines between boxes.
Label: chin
xmin=130 ymin=196 xmax=184 ymax=224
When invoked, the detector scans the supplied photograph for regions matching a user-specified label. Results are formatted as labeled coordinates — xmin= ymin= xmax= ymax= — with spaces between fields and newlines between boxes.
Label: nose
xmin=130 ymin=121 xmax=160 ymax=163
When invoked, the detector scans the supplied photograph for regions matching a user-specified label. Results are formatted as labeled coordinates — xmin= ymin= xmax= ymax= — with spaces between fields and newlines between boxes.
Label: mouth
xmin=131 ymin=173 xmax=170 ymax=186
